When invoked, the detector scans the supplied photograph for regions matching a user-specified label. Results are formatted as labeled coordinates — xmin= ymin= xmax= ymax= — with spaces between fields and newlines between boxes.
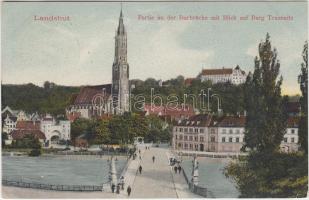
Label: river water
xmin=182 ymin=157 xmax=239 ymax=198
xmin=2 ymin=155 xmax=126 ymax=186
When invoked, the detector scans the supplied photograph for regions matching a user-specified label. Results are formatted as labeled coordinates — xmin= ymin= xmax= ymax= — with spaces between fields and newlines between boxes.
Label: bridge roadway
xmin=119 ymin=144 xmax=201 ymax=198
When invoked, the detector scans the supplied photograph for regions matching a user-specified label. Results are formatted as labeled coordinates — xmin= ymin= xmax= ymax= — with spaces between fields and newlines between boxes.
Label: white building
xmin=2 ymin=115 xmax=17 ymax=134
xmin=216 ymin=116 xmax=246 ymax=152
xmin=280 ymin=117 xmax=299 ymax=152
xmin=40 ymin=114 xmax=71 ymax=146
xmin=172 ymin=115 xmax=300 ymax=153
xmin=199 ymin=65 xmax=247 ymax=85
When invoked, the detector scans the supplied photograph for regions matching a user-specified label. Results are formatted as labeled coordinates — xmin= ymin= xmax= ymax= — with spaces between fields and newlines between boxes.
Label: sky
xmin=1 ymin=1 xmax=308 ymax=95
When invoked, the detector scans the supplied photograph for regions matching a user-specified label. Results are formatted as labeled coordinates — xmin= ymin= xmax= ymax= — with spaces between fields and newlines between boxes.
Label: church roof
xmin=73 ymin=84 xmax=112 ymax=105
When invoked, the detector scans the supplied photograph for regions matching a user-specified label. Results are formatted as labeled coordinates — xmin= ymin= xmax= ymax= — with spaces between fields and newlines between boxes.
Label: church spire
xmin=117 ymin=5 xmax=125 ymax=35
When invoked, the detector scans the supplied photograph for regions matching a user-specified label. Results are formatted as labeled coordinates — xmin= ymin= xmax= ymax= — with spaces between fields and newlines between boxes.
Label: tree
xmin=298 ymin=41 xmax=308 ymax=154
xmin=94 ymin=119 xmax=111 ymax=144
xmin=243 ymin=33 xmax=287 ymax=153
xmin=224 ymin=34 xmax=308 ymax=198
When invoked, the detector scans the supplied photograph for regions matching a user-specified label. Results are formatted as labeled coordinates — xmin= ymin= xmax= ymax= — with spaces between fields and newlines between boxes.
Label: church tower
xmin=112 ymin=8 xmax=130 ymax=114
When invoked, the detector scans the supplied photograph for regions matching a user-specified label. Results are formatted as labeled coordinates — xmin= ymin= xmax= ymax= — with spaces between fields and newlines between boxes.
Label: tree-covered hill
xmin=1 ymin=82 xmax=80 ymax=116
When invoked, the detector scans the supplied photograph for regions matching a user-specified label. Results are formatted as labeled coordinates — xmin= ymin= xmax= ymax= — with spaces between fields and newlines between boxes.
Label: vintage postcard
xmin=1 ymin=0 xmax=308 ymax=198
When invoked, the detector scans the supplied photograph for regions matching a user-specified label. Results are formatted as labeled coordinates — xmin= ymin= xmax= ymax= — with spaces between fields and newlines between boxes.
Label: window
xmin=229 ymin=129 xmax=233 ymax=134
xmin=200 ymin=137 xmax=204 ymax=142
xmin=211 ymin=137 xmax=215 ymax=142
xmin=184 ymin=136 xmax=188 ymax=141
xmin=236 ymin=129 xmax=240 ymax=134
xmin=175 ymin=135 xmax=178 ymax=140
xmin=222 ymin=137 xmax=226 ymax=142
xmin=189 ymin=144 xmax=193 ymax=149
xmin=284 ymin=137 xmax=288 ymax=143
xmin=175 ymin=127 xmax=178 ymax=132
xmin=184 ymin=128 xmax=188 ymax=133
xmin=200 ymin=129 xmax=204 ymax=133
xmin=179 ymin=128 xmax=183 ymax=132
xmin=184 ymin=143 xmax=188 ymax=148
xmin=291 ymin=129 xmax=295 ymax=134
xmin=189 ymin=128 xmax=193 ymax=133
xmin=229 ymin=137 xmax=233 ymax=142
xmin=236 ymin=137 xmax=239 ymax=143
xmin=189 ymin=136 xmax=193 ymax=141
xmin=194 ymin=136 xmax=198 ymax=141
xmin=222 ymin=129 xmax=226 ymax=134
xmin=211 ymin=129 xmax=215 ymax=134
xmin=195 ymin=128 xmax=198 ymax=133
xmin=291 ymin=138 xmax=295 ymax=143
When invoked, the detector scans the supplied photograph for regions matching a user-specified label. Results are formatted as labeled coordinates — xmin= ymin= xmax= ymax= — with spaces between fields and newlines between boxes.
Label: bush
xmin=29 ymin=148 xmax=41 ymax=157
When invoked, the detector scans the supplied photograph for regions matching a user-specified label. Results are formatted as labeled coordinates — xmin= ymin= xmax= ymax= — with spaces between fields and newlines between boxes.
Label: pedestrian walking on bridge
xmin=152 ymin=156 xmax=155 ymax=163
xmin=178 ymin=165 xmax=182 ymax=174
xmin=174 ymin=166 xmax=178 ymax=174
xmin=127 ymin=185 xmax=131 ymax=196
xmin=138 ymin=165 xmax=143 ymax=174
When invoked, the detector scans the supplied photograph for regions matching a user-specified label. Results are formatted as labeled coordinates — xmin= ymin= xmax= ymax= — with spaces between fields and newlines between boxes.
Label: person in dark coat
xmin=139 ymin=165 xmax=143 ymax=174
xmin=152 ymin=156 xmax=155 ymax=163
xmin=111 ymin=184 xmax=115 ymax=193
xmin=127 ymin=185 xmax=132 ymax=196
xmin=178 ymin=165 xmax=182 ymax=174
xmin=174 ymin=166 xmax=178 ymax=174
xmin=116 ymin=184 xmax=120 ymax=194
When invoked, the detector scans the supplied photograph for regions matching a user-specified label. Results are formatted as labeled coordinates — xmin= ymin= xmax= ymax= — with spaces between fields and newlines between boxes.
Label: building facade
xmin=172 ymin=115 xmax=299 ymax=153
xmin=2 ymin=115 xmax=17 ymax=134
xmin=280 ymin=117 xmax=299 ymax=152
xmin=40 ymin=114 xmax=71 ymax=146
xmin=198 ymin=65 xmax=246 ymax=85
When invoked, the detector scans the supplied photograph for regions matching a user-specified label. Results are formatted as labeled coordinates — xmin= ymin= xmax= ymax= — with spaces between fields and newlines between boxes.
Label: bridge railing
xmin=181 ymin=169 xmax=208 ymax=197
xmin=2 ymin=179 xmax=108 ymax=192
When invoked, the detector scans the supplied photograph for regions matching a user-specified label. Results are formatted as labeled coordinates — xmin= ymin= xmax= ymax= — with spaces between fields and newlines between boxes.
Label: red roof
xmin=11 ymin=129 xmax=46 ymax=140
xmin=16 ymin=121 xmax=40 ymax=130
xmin=73 ymin=84 xmax=111 ymax=105
xmin=66 ymin=112 xmax=81 ymax=122
xmin=176 ymin=114 xmax=213 ymax=127
xmin=185 ymin=78 xmax=195 ymax=86
xmin=216 ymin=116 xmax=246 ymax=127
xmin=144 ymin=104 xmax=195 ymax=118
xmin=201 ymin=68 xmax=233 ymax=76
xmin=287 ymin=117 xmax=300 ymax=128
xmin=286 ymin=102 xmax=300 ymax=114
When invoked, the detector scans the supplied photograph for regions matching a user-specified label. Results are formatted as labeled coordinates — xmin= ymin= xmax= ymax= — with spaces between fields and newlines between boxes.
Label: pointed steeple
xmin=117 ymin=5 xmax=125 ymax=35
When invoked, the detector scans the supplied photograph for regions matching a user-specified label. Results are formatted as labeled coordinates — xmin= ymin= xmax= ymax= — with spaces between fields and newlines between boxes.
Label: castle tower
xmin=112 ymin=8 xmax=130 ymax=114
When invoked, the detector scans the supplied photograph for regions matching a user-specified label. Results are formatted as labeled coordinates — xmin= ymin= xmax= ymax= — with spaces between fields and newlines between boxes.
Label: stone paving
xmin=120 ymin=144 xmax=201 ymax=198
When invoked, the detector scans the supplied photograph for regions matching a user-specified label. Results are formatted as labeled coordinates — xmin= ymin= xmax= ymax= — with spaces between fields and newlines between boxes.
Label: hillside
xmin=1 ymin=82 xmax=80 ymax=116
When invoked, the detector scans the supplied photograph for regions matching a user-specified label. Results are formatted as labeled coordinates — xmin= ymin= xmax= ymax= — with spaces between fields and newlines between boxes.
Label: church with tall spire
xmin=112 ymin=8 xmax=130 ymax=114
xmin=66 ymin=8 xmax=130 ymax=119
